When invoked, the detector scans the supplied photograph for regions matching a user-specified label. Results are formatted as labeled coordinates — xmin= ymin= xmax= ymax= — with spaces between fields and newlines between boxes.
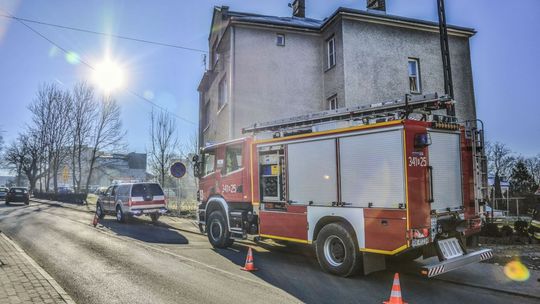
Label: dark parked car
xmin=5 ymin=187 xmax=30 ymax=205
xmin=0 ymin=187 xmax=8 ymax=200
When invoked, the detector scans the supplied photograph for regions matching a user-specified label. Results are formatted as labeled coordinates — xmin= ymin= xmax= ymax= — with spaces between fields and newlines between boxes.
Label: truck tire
xmin=96 ymin=203 xmax=105 ymax=219
xmin=316 ymin=222 xmax=361 ymax=277
xmin=207 ymin=211 xmax=234 ymax=248
xmin=150 ymin=213 xmax=160 ymax=223
xmin=116 ymin=206 xmax=126 ymax=223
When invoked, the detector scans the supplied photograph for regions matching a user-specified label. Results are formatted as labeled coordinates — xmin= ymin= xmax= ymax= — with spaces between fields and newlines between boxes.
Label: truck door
xmin=219 ymin=143 xmax=246 ymax=202
xmin=428 ymin=131 xmax=463 ymax=212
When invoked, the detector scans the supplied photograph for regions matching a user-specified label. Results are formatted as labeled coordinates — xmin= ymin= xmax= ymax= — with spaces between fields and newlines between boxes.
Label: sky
xmin=0 ymin=0 xmax=539 ymax=160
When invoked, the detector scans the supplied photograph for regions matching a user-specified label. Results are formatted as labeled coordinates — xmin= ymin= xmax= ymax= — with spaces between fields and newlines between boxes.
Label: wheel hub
xmin=324 ymin=235 xmax=346 ymax=267
xmin=210 ymin=220 xmax=222 ymax=242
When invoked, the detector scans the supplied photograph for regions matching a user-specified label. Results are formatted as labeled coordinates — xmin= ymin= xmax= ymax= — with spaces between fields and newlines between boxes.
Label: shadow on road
xmin=97 ymin=218 xmax=189 ymax=245
xmin=213 ymin=241 xmax=395 ymax=303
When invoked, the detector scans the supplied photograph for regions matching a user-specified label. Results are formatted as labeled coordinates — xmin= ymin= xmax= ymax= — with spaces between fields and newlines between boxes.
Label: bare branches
xmin=85 ymin=95 xmax=126 ymax=192
xmin=149 ymin=110 xmax=179 ymax=186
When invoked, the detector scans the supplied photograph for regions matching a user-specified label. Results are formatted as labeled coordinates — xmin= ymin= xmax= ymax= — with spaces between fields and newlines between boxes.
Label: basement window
xmin=276 ymin=34 xmax=285 ymax=46
xmin=408 ymin=58 xmax=421 ymax=93
xmin=327 ymin=95 xmax=338 ymax=110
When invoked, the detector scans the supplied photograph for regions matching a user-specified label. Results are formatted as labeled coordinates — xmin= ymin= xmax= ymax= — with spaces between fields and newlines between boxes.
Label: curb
xmin=31 ymin=199 xmax=204 ymax=236
xmin=0 ymin=232 xmax=77 ymax=304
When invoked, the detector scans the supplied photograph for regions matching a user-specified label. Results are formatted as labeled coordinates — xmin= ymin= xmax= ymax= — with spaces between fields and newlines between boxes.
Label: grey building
xmin=198 ymin=1 xmax=477 ymax=146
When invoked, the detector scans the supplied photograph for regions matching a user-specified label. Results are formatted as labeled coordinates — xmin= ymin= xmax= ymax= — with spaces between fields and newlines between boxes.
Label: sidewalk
xmin=30 ymin=198 xmax=202 ymax=235
xmin=0 ymin=232 xmax=75 ymax=304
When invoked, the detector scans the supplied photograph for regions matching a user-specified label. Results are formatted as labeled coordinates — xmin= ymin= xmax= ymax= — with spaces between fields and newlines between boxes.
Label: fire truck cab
xmin=194 ymin=94 xmax=493 ymax=277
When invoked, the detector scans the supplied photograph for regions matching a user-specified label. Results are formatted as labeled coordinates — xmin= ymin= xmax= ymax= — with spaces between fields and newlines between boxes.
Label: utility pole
xmin=437 ymin=0 xmax=455 ymax=116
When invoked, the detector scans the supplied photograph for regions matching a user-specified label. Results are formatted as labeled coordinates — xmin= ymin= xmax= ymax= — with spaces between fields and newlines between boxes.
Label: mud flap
xmin=362 ymin=252 xmax=386 ymax=275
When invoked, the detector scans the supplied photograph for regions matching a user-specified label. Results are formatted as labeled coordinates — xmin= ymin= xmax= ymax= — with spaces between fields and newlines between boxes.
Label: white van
xmin=96 ymin=183 xmax=168 ymax=223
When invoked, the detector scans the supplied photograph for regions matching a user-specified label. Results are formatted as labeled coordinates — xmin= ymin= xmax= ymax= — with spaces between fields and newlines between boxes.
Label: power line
xmin=0 ymin=14 xmax=207 ymax=53
xmin=1 ymin=10 xmax=197 ymax=126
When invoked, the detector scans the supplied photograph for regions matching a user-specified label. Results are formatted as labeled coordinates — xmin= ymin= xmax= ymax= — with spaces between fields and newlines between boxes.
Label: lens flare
xmin=143 ymin=90 xmax=155 ymax=100
xmin=65 ymin=52 xmax=80 ymax=64
xmin=503 ymin=260 xmax=530 ymax=282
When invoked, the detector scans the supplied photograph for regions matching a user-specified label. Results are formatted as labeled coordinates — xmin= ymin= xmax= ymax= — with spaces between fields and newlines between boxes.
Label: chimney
xmin=366 ymin=0 xmax=386 ymax=13
xmin=291 ymin=0 xmax=305 ymax=18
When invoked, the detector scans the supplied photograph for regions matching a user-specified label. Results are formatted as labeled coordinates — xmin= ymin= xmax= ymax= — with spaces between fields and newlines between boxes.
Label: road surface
xmin=0 ymin=202 xmax=536 ymax=304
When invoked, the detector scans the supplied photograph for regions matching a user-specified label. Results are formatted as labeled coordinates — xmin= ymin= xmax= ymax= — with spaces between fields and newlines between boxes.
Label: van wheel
xmin=207 ymin=211 xmax=234 ymax=248
xmin=116 ymin=206 xmax=126 ymax=223
xmin=150 ymin=213 xmax=160 ymax=223
xmin=316 ymin=222 xmax=361 ymax=277
xmin=96 ymin=203 xmax=105 ymax=219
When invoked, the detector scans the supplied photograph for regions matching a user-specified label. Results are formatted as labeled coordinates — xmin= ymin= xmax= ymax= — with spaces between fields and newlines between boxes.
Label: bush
xmin=500 ymin=225 xmax=514 ymax=237
xmin=482 ymin=223 xmax=501 ymax=237
xmin=33 ymin=192 xmax=87 ymax=204
xmin=514 ymin=220 xmax=529 ymax=236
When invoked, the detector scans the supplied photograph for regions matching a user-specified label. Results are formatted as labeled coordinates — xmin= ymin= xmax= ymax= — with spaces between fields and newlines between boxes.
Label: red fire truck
xmin=194 ymin=94 xmax=493 ymax=277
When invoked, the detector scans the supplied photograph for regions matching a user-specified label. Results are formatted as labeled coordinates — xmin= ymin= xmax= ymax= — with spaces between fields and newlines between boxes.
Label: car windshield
xmin=131 ymin=183 xmax=164 ymax=197
xmin=10 ymin=188 xmax=27 ymax=193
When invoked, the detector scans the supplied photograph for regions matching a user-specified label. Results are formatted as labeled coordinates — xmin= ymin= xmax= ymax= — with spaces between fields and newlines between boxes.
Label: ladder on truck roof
xmin=242 ymin=93 xmax=456 ymax=135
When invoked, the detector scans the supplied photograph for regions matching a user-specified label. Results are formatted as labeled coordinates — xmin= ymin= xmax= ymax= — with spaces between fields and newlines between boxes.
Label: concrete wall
xmin=232 ymin=26 xmax=324 ymax=139
xmin=341 ymin=18 xmax=476 ymax=121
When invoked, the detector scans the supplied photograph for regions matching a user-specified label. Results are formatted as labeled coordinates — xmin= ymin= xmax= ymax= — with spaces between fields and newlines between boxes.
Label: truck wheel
xmin=150 ymin=213 xmax=160 ymax=223
xmin=207 ymin=211 xmax=233 ymax=248
xmin=96 ymin=203 xmax=105 ymax=219
xmin=116 ymin=206 xmax=126 ymax=223
xmin=316 ymin=222 xmax=361 ymax=277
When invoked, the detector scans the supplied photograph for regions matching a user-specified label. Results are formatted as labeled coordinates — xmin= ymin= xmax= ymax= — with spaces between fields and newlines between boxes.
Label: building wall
xmin=232 ymin=26 xmax=324 ymax=139
xmin=341 ymin=19 xmax=476 ymax=121
xmin=199 ymin=10 xmax=477 ymax=146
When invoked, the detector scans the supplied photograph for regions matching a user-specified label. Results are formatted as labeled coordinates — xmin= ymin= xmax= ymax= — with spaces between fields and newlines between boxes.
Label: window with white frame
xmin=276 ymin=34 xmax=285 ymax=46
xmin=327 ymin=36 xmax=336 ymax=69
xmin=408 ymin=58 xmax=421 ymax=93
xmin=218 ymin=76 xmax=228 ymax=110
xmin=327 ymin=95 xmax=338 ymax=110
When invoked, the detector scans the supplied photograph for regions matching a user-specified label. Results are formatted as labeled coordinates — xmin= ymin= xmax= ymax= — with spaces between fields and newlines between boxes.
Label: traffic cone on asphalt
xmin=383 ymin=273 xmax=407 ymax=304
xmin=241 ymin=247 xmax=258 ymax=271
xmin=92 ymin=214 xmax=98 ymax=227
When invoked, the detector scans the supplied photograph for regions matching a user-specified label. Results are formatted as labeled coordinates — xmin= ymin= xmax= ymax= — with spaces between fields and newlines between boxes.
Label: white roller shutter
xmin=288 ymin=139 xmax=337 ymax=205
xmin=428 ymin=131 xmax=463 ymax=211
xmin=339 ymin=129 xmax=405 ymax=208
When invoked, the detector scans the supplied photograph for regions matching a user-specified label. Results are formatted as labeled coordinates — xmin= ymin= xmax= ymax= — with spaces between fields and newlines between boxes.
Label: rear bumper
xmin=128 ymin=207 xmax=168 ymax=216
xmin=420 ymin=249 xmax=493 ymax=278
xmin=6 ymin=196 xmax=29 ymax=202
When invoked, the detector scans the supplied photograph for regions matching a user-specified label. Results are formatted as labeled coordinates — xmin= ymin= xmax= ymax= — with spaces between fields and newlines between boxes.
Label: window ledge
xmin=217 ymin=102 xmax=228 ymax=115
xmin=324 ymin=64 xmax=336 ymax=73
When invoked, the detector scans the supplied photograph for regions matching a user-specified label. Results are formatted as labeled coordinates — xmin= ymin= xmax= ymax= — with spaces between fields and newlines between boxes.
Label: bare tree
xmin=85 ymin=96 xmax=125 ymax=192
xmin=28 ymin=83 xmax=73 ymax=193
xmin=69 ymin=82 xmax=97 ymax=192
xmin=486 ymin=142 xmax=515 ymax=199
xmin=149 ymin=110 xmax=179 ymax=186
xmin=524 ymin=154 xmax=540 ymax=185
xmin=4 ymin=141 xmax=25 ymax=186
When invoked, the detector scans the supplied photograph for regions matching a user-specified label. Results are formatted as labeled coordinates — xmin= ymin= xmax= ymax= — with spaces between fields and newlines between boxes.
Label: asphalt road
xmin=0 ymin=202 xmax=536 ymax=304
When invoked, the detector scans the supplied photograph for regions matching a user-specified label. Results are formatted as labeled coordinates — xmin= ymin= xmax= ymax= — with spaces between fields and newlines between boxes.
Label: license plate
xmin=412 ymin=237 xmax=429 ymax=248
xmin=437 ymin=238 xmax=464 ymax=259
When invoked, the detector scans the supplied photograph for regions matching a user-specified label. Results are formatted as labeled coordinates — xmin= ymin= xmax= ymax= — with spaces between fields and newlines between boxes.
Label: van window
xmin=131 ymin=183 xmax=164 ymax=197
xmin=204 ymin=150 xmax=216 ymax=176
xmin=225 ymin=144 xmax=243 ymax=173
xmin=117 ymin=185 xmax=130 ymax=196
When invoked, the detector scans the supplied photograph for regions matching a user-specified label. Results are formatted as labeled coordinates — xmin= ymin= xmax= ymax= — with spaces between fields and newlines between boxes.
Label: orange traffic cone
xmin=383 ymin=273 xmax=407 ymax=304
xmin=241 ymin=247 xmax=258 ymax=271
xmin=92 ymin=214 xmax=98 ymax=227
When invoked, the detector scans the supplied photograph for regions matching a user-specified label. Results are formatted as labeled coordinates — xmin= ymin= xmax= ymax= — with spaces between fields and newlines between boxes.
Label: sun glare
xmin=92 ymin=59 xmax=126 ymax=93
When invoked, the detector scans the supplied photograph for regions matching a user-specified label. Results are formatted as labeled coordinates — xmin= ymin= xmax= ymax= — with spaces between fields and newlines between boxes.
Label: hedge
xmin=33 ymin=192 xmax=87 ymax=204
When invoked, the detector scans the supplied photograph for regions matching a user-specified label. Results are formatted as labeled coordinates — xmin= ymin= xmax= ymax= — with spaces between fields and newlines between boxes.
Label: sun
xmin=92 ymin=59 xmax=126 ymax=93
